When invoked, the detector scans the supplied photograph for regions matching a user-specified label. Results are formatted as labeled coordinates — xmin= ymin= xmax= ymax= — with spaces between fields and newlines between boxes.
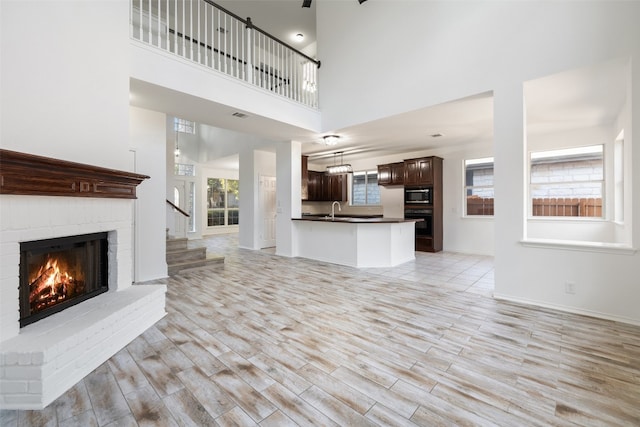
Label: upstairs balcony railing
xmin=130 ymin=0 xmax=320 ymax=109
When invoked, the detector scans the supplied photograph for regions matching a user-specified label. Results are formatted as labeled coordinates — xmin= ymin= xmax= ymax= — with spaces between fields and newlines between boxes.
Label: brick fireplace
xmin=0 ymin=150 xmax=167 ymax=409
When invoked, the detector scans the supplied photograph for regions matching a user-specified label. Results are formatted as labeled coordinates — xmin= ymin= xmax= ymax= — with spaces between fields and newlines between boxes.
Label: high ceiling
xmin=130 ymin=2 xmax=628 ymax=169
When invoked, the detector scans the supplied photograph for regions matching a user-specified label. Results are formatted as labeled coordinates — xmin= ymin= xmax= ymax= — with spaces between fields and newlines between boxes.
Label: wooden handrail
xmin=166 ymin=199 xmax=190 ymax=218
xmin=206 ymin=1 xmax=321 ymax=68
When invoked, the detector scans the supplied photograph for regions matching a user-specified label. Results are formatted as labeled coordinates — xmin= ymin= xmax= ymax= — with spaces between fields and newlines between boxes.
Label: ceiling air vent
xmin=430 ymin=133 xmax=444 ymax=138
xmin=232 ymin=112 xmax=248 ymax=119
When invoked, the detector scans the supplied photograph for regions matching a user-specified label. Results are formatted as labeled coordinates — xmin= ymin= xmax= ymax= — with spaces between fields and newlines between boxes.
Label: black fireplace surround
xmin=19 ymin=232 xmax=109 ymax=327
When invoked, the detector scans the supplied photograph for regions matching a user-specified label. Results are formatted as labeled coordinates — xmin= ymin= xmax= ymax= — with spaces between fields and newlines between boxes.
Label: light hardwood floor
xmin=2 ymin=234 xmax=639 ymax=426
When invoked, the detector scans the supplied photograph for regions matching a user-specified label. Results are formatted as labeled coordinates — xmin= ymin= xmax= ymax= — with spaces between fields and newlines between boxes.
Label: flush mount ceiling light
xmin=294 ymin=33 xmax=304 ymax=42
xmin=326 ymin=151 xmax=353 ymax=175
xmin=323 ymin=135 xmax=340 ymax=146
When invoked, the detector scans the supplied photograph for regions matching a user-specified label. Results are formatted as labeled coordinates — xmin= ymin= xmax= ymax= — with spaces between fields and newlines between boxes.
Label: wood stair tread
xmin=166 ymin=237 xmax=224 ymax=276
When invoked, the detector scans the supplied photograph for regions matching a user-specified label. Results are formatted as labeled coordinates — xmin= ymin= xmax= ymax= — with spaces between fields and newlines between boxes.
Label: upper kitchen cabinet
xmin=305 ymin=167 xmax=347 ymax=202
xmin=307 ymin=170 xmax=324 ymax=201
xmin=301 ymin=155 xmax=309 ymax=200
xmin=378 ymin=162 xmax=404 ymax=186
xmin=404 ymin=156 xmax=442 ymax=186
xmin=320 ymin=174 xmax=347 ymax=202
xmin=328 ymin=174 xmax=347 ymax=202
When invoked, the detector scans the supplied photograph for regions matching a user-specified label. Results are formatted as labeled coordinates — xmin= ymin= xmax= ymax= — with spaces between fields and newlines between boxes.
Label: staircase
xmin=166 ymin=236 xmax=224 ymax=276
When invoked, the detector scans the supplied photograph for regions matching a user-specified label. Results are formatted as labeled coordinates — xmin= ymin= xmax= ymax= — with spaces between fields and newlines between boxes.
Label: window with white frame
xmin=352 ymin=171 xmax=380 ymax=205
xmin=529 ymin=145 xmax=603 ymax=218
xmin=464 ymin=157 xmax=494 ymax=216
xmin=207 ymin=178 xmax=239 ymax=226
xmin=174 ymin=163 xmax=195 ymax=176
xmin=174 ymin=117 xmax=195 ymax=134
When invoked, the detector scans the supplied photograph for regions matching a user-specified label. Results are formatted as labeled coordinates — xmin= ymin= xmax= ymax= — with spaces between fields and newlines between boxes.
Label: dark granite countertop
xmin=293 ymin=216 xmax=421 ymax=223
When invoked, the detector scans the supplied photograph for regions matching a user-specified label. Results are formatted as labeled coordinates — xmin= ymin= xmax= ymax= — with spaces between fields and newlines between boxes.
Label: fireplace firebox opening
xmin=19 ymin=232 xmax=109 ymax=327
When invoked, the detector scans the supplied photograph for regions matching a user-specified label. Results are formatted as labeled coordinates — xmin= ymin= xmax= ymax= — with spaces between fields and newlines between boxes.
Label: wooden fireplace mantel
xmin=0 ymin=149 xmax=150 ymax=199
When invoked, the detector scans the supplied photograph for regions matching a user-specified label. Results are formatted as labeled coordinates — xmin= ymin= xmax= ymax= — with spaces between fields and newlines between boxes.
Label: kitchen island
xmin=292 ymin=216 xmax=420 ymax=268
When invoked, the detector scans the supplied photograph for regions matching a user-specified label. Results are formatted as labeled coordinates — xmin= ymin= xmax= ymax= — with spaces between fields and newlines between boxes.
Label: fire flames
xmin=29 ymin=256 xmax=82 ymax=312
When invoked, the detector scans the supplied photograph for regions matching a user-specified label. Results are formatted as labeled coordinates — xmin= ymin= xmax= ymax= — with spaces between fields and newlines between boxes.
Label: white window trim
xmin=351 ymin=170 xmax=381 ymax=207
xmin=463 ymin=157 xmax=494 ymax=218
xmin=206 ymin=178 xmax=239 ymax=228
xmin=527 ymin=144 xmax=605 ymax=220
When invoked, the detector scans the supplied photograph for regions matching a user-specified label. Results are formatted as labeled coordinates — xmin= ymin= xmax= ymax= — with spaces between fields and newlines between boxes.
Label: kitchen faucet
xmin=331 ymin=201 xmax=341 ymax=220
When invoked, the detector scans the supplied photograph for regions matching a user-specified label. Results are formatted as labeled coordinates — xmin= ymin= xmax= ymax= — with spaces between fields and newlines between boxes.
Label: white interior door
xmin=260 ymin=175 xmax=277 ymax=248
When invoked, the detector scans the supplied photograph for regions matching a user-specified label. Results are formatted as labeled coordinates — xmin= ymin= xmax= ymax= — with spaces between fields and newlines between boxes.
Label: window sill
xmin=528 ymin=216 xmax=605 ymax=222
xmin=520 ymin=238 xmax=636 ymax=255
xmin=462 ymin=215 xmax=494 ymax=220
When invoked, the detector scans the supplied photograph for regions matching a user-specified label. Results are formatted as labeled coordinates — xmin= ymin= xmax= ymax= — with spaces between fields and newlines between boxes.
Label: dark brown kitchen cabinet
xmin=327 ymin=174 xmax=347 ymax=202
xmin=301 ymin=155 xmax=309 ymax=200
xmin=378 ymin=164 xmax=392 ymax=185
xmin=319 ymin=173 xmax=347 ymax=201
xmin=404 ymin=157 xmax=435 ymax=186
xmin=307 ymin=170 xmax=323 ymax=201
xmin=404 ymin=156 xmax=443 ymax=253
xmin=306 ymin=170 xmax=347 ymax=201
xmin=377 ymin=162 xmax=404 ymax=186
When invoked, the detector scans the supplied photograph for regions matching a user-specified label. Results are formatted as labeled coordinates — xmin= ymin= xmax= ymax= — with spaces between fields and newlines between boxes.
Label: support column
xmin=493 ymin=82 xmax=527 ymax=296
xmin=276 ymin=141 xmax=302 ymax=257
xmin=631 ymin=57 xmax=639 ymax=248
xmin=238 ymin=149 xmax=256 ymax=249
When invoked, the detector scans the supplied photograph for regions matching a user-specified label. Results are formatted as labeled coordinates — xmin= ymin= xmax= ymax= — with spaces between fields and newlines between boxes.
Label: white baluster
xmin=173 ymin=0 xmax=177 ymax=53
xmin=204 ymin=2 xmax=208 ymax=67
xmin=245 ymin=21 xmax=251 ymax=83
xmin=197 ymin=0 xmax=201 ymax=64
xmin=155 ymin=0 xmax=159 ymax=47
xmin=181 ymin=0 xmax=185 ymax=58
xmin=216 ymin=8 xmax=221 ymax=71
xmin=189 ymin=0 xmax=193 ymax=60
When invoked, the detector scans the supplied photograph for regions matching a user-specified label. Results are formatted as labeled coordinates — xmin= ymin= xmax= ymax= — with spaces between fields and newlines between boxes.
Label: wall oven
xmin=404 ymin=208 xmax=433 ymax=238
xmin=405 ymin=187 xmax=432 ymax=205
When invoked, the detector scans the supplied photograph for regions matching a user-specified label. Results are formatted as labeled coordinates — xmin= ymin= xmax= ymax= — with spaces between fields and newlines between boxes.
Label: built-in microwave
xmin=405 ymin=187 xmax=432 ymax=204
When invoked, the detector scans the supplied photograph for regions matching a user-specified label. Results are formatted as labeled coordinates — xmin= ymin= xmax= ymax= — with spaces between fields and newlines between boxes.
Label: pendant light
xmin=174 ymin=131 xmax=181 ymax=157
xmin=326 ymin=151 xmax=352 ymax=175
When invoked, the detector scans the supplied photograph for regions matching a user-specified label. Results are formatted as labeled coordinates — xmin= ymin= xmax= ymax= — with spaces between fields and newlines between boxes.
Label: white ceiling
xmin=129 ymin=2 xmax=628 ymax=169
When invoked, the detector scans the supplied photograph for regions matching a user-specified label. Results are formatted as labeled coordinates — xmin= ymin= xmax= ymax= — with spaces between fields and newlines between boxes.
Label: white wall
xmin=1 ymin=1 xmax=130 ymax=170
xmin=317 ymin=1 xmax=639 ymax=131
xmin=130 ymin=107 xmax=168 ymax=281
xmin=1 ymin=2 xmax=167 ymax=283
xmin=317 ymin=1 xmax=639 ymax=324
xmin=130 ymin=43 xmax=322 ymax=134
xmin=239 ymin=150 xmax=277 ymax=249
xmin=442 ymin=148 xmax=496 ymax=256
